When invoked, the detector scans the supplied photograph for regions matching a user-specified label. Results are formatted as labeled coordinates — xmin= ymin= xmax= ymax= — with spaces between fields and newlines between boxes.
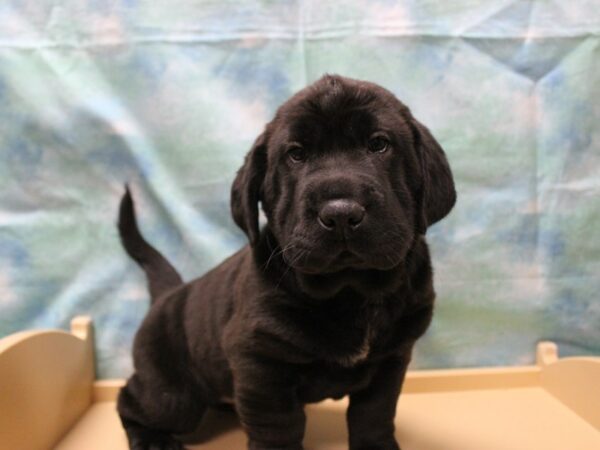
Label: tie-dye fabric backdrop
xmin=1 ymin=1 xmax=598 ymax=378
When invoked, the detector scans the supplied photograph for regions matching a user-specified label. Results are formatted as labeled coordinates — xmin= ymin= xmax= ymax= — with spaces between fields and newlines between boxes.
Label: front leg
xmin=347 ymin=353 xmax=411 ymax=450
xmin=231 ymin=354 xmax=305 ymax=450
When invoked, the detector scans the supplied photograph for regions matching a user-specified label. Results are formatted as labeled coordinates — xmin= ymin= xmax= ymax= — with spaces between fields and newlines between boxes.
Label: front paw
xmin=129 ymin=430 xmax=183 ymax=450
xmin=248 ymin=441 xmax=303 ymax=450
xmin=350 ymin=438 xmax=400 ymax=450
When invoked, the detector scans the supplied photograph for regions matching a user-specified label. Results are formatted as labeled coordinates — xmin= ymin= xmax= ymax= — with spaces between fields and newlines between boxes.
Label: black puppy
xmin=117 ymin=74 xmax=456 ymax=450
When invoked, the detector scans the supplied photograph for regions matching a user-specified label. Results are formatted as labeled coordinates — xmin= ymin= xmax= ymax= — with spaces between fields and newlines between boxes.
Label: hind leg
xmin=118 ymin=373 xmax=207 ymax=450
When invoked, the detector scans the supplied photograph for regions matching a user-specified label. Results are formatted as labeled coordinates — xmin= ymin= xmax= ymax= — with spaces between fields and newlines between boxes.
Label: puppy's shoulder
xmin=184 ymin=244 xmax=254 ymax=293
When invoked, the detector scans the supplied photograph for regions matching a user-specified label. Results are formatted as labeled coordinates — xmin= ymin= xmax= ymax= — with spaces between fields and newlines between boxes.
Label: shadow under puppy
xmin=117 ymin=74 xmax=456 ymax=450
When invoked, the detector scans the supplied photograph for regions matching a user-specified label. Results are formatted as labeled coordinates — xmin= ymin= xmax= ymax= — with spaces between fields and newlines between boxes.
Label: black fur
xmin=117 ymin=75 xmax=456 ymax=450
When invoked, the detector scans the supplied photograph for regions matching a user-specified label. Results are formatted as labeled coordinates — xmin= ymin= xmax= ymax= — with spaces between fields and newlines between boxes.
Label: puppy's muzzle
xmin=317 ymin=199 xmax=365 ymax=234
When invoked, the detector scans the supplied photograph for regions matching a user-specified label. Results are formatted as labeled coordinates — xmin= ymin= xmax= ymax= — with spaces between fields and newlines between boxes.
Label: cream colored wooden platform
xmin=1 ymin=317 xmax=599 ymax=450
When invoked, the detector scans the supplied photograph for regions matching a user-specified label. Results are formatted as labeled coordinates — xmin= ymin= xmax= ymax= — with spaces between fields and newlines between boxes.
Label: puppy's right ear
xmin=231 ymin=132 xmax=268 ymax=246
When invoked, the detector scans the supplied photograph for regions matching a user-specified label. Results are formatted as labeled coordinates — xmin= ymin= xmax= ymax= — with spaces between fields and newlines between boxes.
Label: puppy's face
xmin=263 ymin=80 xmax=419 ymax=275
xmin=232 ymin=75 xmax=455 ymax=297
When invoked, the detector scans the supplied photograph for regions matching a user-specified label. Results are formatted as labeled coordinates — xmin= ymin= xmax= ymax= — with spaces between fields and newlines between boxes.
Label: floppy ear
xmin=410 ymin=118 xmax=456 ymax=234
xmin=231 ymin=132 xmax=268 ymax=246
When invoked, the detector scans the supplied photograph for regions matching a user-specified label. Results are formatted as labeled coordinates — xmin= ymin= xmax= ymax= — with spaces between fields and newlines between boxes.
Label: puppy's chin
xmin=262 ymin=229 xmax=411 ymax=298
xmin=293 ymin=257 xmax=399 ymax=275
xmin=293 ymin=265 xmax=406 ymax=299
xmin=283 ymin=245 xmax=407 ymax=276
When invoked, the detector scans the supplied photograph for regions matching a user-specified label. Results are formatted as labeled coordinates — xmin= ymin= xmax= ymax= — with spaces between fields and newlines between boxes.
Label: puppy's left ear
xmin=231 ymin=132 xmax=268 ymax=246
xmin=410 ymin=117 xmax=456 ymax=234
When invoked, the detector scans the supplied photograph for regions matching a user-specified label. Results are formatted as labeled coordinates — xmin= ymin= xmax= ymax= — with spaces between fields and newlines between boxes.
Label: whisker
xmin=275 ymin=249 xmax=307 ymax=289
xmin=262 ymin=242 xmax=296 ymax=271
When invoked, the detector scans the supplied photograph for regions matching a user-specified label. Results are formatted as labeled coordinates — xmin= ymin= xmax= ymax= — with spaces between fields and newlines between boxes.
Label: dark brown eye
xmin=287 ymin=146 xmax=306 ymax=163
xmin=368 ymin=136 xmax=389 ymax=153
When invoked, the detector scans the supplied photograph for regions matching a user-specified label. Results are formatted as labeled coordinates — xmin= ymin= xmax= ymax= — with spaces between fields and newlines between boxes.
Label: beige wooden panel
xmin=0 ymin=317 xmax=94 ymax=450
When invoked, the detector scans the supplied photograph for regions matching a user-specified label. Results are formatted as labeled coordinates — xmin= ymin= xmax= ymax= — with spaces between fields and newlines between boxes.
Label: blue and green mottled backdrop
xmin=1 ymin=1 xmax=598 ymax=378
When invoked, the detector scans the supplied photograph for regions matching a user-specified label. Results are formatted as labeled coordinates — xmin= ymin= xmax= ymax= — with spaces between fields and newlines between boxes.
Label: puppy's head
xmin=231 ymin=75 xmax=455 ymax=297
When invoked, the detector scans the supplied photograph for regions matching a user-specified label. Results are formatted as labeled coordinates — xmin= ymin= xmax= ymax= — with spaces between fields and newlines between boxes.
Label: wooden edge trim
xmin=404 ymin=365 xmax=540 ymax=394
xmin=70 ymin=316 xmax=93 ymax=343
xmin=536 ymin=341 xmax=559 ymax=366
xmin=93 ymin=379 xmax=126 ymax=403
xmin=92 ymin=366 xmax=542 ymax=402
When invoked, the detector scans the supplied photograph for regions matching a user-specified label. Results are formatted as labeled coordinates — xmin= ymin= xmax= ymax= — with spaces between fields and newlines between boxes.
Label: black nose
xmin=318 ymin=199 xmax=365 ymax=232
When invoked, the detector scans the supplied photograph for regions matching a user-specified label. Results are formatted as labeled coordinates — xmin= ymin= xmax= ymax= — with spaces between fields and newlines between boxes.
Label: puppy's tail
xmin=118 ymin=185 xmax=183 ymax=303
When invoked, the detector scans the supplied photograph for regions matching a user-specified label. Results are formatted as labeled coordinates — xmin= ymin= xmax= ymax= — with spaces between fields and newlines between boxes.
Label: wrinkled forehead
xmin=271 ymin=81 xmax=411 ymax=144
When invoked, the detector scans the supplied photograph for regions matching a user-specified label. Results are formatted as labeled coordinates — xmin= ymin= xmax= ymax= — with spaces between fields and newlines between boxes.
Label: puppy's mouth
xmin=283 ymin=245 xmax=402 ymax=275
xmin=295 ymin=250 xmax=368 ymax=274
xmin=292 ymin=258 xmax=406 ymax=299
xmin=274 ymin=235 xmax=410 ymax=298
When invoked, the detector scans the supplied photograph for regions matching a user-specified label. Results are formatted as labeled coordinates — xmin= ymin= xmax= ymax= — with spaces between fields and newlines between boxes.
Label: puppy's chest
xmin=329 ymin=319 xmax=374 ymax=367
xmin=297 ymin=361 xmax=376 ymax=403
xmin=296 ymin=308 xmax=400 ymax=403
xmin=316 ymin=305 xmax=393 ymax=367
